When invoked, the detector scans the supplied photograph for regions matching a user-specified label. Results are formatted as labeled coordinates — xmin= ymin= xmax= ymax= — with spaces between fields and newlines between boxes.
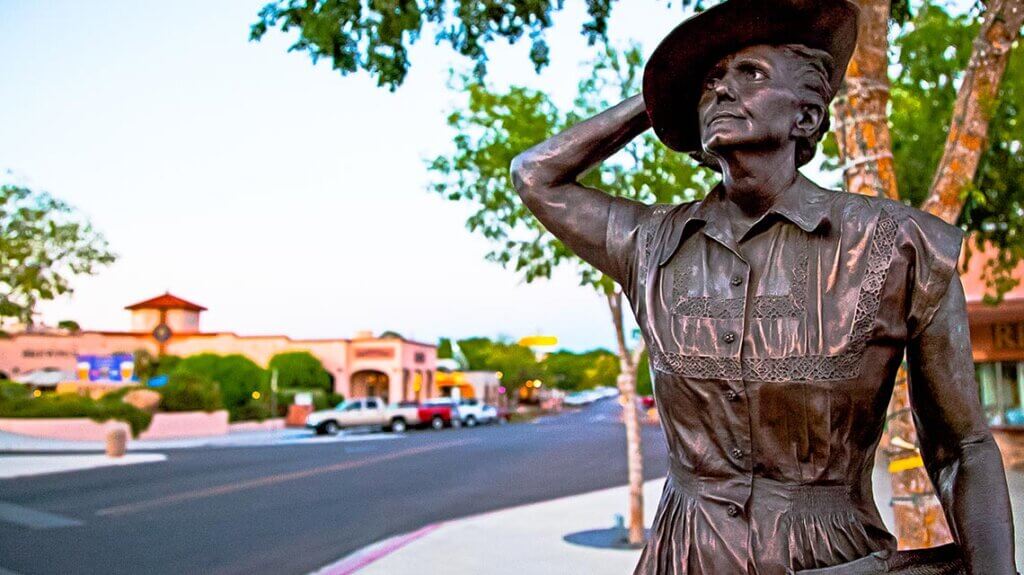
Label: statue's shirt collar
xmin=656 ymin=178 xmax=834 ymax=268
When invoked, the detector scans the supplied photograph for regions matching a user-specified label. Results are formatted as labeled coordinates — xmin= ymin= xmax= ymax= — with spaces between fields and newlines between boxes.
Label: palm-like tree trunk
xmin=920 ymin=0 xmax=1024 ymax=224
xmin=832 ymin=0 xmax=899 ymax=200
xmin=607 ymin=289 xmax=646 ymax=545
xmin=834 ymin=0 xmax=952 ymax=549
xmin=833 ymin=0 xmax=1024 ymax=549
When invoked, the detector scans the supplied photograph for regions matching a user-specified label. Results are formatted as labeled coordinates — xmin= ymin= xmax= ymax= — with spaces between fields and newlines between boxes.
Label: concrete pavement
xmin=0 ymin=454 xmax=167 ymax=479
xmin=325 ymin=458 xmax=1024 ymax=574
xmin=0 ymin=427 xmax=399 ymax=453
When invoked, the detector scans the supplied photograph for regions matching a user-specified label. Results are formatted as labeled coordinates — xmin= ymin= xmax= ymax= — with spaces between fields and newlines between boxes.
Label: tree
xmin=541 ymin=349 xmax=619 ymax=391
xmin=825 ymin=0 xmax=1024 ymax=548
xmin=0 ymin=185 xmax=116 ymax=324
xmin=268 ymin=351 xmax=332 ymax=392
xmin=456 ymin=337 xmax=543 ymax=398
xmin=432 ymin=44 xmax=708 ymax=544
xmin=57 ymin=320 xmax=81 ymax=333
xmin=436 ymin=337 xmax=454 ymax=360
xmin=250 ymin=0 xmax=703 ymax=90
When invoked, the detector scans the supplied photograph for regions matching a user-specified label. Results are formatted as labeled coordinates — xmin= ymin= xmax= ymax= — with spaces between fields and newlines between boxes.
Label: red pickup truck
xmin=397 ymin=401 xmax=459 ymax=430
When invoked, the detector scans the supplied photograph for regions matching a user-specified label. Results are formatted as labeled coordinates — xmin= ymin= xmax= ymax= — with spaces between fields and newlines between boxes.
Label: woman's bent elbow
xmin=510 ymin=153 xmax=540 ymax=199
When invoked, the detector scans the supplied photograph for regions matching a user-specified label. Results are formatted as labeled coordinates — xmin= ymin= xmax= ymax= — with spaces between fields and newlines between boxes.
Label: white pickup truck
xmin=306 ymin=397 xmax=456 ymax=435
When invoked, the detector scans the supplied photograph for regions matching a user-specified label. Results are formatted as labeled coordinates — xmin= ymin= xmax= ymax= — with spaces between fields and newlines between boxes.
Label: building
xmin=962 ymin=246 xmax=1024 ymax=428
xmin=0 ymin=293 xmax=436 ymax=403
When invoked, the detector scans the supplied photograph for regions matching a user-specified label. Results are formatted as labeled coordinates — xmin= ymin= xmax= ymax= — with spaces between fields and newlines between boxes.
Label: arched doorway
xmin=350 ymin=370 xmax=390 ymax=401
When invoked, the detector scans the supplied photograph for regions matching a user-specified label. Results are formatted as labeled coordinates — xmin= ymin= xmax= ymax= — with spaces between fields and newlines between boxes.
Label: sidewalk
xmin=317 ymin=479 xmax=666 ymax=575
xmin=0 ymin=453 xmax=166 ymax=479
xmin=320 ymin=458 xmax=1024 ymax=574
xmin=0 ymin=428 xmax=399 ymax=453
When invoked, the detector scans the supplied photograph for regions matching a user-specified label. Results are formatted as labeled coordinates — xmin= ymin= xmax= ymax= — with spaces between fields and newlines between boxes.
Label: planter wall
xmin=0 ymin=410 xmax=231 ymax=441
xmin=138 ymin=411 xmax=229 ymax=440
xmin=228 ymin=418 xmax=285 ymax=433
xmin=0 ymin=417 xmax=130 ymax=441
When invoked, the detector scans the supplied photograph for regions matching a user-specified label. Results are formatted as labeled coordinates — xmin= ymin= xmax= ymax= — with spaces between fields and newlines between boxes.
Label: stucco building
xmin=0 ymin=293 xmax=436 ymax=402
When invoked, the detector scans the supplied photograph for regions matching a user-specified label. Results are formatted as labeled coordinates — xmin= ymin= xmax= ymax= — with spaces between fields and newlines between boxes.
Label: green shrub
xmin=327 ymin=392 xmax=345 ymax=407
xmin=268 ymin=352 xmax=331 ymax=392
xmin=174 ymin=354 xmax=268 ymax=420
xmin=160 ymin=370 xmax=223 ymax=413
xmin=0 ymin=381 xmax=30 ymax=401
xmin=231 ymin=402 xmax=271 ymax=422
xmin=155 ymin=354 xmax=182 ymax=376
xmin=0 ymin=392 xmax=152 ymax=437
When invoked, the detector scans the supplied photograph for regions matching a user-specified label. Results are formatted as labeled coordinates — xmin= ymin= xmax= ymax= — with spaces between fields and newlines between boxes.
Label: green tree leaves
xmin=428 ymin=44 xmax=707 ymax=292
xmin=0 ymin=185 xmax=116 ymax=324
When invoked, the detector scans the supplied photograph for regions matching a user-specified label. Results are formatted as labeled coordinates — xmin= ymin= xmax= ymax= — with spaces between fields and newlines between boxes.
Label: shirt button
xmin=726 ymin=390 xmax=740 ymax=401
xmin=722 ymin=332 xmax=737 ymax=344
xmin=730 ymin=275 xmax=743 ymax=286
xmin=731 ymin=447 xmax=744 ymax=458
xmin=727 ymin=505 xmax=740 ymax=517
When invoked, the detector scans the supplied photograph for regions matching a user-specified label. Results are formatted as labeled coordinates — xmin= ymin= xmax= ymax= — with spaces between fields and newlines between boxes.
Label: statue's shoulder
xmin=824 ymin=188 xmax=963 ymax=275
xmin=821 ymin=187 xmax=961 ymax=245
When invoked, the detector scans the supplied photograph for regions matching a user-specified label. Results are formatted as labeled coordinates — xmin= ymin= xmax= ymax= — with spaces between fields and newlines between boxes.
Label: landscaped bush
xmin=173 ymin=354 xmax=269 ymax=421
xmin=268 ymin=352 xmax=332 ymax=392
xmin=231 ymin=402 xmax=271 ymax=422
xmin=0 ymin=391 xmax=152 ymax=437
xmin=0 ymin=381 xmax=30 ymax=401
xmin=159 ymin=370 xmax=222 ymax=413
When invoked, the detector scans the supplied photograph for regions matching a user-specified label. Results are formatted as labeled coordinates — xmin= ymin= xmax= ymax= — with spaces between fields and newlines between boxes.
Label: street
xmin=0 ymin=400 xmax=668 ymax=575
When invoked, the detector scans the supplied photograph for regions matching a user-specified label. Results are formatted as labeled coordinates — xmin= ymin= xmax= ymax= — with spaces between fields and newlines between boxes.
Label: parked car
xmin=396 ymin=400 xmax=459 ymax=430
xmin=422 ymin=397 xmax=484 ymax=426
xmin=564 ymin=391 xmax=599 ymax=407
xmin=434 ymin=397 xmax=497 ymax=426
xmin=306 ymin=397 xmax=457 ymax=434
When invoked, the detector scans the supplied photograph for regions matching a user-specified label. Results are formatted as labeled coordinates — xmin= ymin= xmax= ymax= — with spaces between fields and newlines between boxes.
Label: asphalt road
xmin=0 ymin=400 xmax=668 ymax=575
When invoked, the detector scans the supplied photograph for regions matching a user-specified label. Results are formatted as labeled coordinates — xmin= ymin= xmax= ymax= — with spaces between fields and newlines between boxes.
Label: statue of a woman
xmin=510 ymin=1 xmax=1015 ymax=573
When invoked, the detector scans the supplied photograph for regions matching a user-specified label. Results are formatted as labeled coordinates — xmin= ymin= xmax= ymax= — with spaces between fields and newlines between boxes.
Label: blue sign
xmin=148 ymin=375 xmax=169 ymax=388
xmin=76 ymin=354 xmax=137 ymax=382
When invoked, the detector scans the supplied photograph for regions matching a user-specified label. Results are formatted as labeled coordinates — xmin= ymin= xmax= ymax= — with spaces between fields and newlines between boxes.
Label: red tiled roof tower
xmin=124 ymin=292 xmax=207 ymax=312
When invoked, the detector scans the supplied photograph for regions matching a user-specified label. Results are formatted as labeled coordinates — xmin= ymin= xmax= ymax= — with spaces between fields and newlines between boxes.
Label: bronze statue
xmin=510 ymin=0 xmax=1016 ymax=573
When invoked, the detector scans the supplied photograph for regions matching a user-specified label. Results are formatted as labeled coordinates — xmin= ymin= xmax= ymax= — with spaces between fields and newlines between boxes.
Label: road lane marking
xmin=96 ymin=439 xmax=476 ymax=517
xmin=0 ymin=502 xmax=83 ymax=529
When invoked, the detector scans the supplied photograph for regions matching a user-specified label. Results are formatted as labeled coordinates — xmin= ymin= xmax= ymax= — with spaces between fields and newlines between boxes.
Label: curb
xmin=310 ymin=523 xmax=444 ymax=575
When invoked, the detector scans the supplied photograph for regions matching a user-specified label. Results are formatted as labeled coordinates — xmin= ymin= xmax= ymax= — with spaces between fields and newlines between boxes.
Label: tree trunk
xmin=832 ymin=0 xmax=899 ymax=200
xmin=834 ymin=0 xmax=949 ymax=549
xmin=920 ymin=0 xmax=1024 ymax=224
xmin=607 ymin=289 xmax=646 ymax=545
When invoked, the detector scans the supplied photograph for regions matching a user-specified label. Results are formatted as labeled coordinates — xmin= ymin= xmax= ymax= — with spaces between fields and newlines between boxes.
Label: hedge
xmin=159 ymin=370 xmax=223 ymax=413
xmin=0 ymin=385 xmax=152 ymax=437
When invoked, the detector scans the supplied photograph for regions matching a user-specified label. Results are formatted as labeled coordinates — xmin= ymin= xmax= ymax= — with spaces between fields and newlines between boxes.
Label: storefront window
xmin=976 ymin=361 xmax=1024 ymax=426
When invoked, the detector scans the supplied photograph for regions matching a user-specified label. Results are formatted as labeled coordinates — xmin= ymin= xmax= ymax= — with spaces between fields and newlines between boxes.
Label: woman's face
xmin=697 ymin=44 xmax=805 ymax=156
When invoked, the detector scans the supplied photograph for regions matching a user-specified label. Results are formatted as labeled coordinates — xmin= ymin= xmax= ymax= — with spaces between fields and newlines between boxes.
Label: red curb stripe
xmin=316 ymin=523 xmax=444 ymax=575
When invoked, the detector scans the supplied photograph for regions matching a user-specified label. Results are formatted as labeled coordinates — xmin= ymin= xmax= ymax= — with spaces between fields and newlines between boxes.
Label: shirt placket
xmin=707 ymin=232 xmax=756 ymax=567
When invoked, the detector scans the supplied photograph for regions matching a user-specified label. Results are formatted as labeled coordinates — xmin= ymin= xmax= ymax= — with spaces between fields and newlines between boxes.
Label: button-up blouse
xmin=564 ymin=177 xmax=995 ymax=574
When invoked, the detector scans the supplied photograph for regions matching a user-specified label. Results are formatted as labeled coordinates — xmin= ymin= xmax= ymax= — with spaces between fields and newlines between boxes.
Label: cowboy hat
xmin=642 ymin=0 xmax=860 ymax=152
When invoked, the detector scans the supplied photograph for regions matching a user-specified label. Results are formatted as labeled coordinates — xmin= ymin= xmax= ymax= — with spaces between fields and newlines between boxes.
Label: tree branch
xmin=920 ymin=0 xmax=1024 ymax=224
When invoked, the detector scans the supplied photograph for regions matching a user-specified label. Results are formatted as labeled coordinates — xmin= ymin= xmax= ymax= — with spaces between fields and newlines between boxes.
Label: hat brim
xmin=643 ymin=0 xmax=859 ymax=153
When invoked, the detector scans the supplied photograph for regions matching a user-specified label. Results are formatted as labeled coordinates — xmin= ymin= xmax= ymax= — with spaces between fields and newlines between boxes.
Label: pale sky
xmin=0 ymin=0 xmax=884 ymax=351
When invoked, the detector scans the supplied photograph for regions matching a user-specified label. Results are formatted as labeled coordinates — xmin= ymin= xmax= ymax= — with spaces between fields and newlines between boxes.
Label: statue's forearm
xmin=510 ymin=94 xmax=650 ymax=192
xmin=930 ymin=434 xmax=1015 ymax=574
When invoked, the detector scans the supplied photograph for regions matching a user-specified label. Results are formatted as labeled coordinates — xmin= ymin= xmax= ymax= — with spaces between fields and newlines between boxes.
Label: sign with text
xmin=993 ymin=323 xmax=1024 ymax=350
xmin=354 ymin=348 xmax=395 ymax=359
